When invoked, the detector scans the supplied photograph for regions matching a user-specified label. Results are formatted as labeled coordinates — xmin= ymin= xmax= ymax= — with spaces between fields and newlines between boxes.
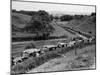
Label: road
xmin=55 ymin=22 xmax=88 ymax=39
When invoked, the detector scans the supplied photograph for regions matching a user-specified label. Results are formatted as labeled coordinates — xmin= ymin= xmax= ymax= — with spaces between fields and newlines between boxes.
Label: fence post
xmin=75 ymin=48 xmax=77 ymax=55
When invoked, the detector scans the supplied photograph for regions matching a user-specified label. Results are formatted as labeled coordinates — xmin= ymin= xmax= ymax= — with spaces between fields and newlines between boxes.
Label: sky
xmin=12 ymin=1 xmax=96 ymax=15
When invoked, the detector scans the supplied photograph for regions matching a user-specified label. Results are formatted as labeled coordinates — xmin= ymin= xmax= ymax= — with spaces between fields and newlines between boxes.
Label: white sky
xmin=12 ymin=1 xmax=95 ymax=15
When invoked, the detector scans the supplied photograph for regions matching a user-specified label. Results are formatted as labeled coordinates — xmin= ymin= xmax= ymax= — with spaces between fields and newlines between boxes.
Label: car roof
xmin=58 ymin=42 xmax=67 ymax=45
xmin=23 ymin=49 xmax=40 ymax=53
xmin=43 ymin=45 xmax=56 ymax=48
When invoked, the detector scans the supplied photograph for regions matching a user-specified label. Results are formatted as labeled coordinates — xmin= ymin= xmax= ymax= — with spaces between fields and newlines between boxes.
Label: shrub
xmin=12 ymin=63 xmax=26 ymax=74
xmin=60 ymin=15 xmax=73 ymax=21
xmin=25 ymin=43 xmax=35 ymax=49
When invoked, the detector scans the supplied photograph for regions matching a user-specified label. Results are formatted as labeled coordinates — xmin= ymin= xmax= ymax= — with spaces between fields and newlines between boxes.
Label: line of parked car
xmin=12 ymin=36 xmax=95 ymax=66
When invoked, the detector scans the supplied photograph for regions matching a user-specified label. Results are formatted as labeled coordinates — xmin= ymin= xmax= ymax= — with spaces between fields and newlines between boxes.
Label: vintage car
xmin=57 ymin=42 xmax=68 ymax=48
xmin=67 ymin=41 xmax=76 ymax=47
xmin=22 ymin=48 xmax=41 ymax=57
xmin=13 ymin=56 xmax=22 ymax=65
xmin=42 ymin=45 xmax=57 ymax=52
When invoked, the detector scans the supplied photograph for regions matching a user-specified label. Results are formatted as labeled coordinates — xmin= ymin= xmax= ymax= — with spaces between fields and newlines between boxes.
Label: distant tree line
xmin=90 ymin=12 xmax=96 ymax=24
xmin=12 ymin=9 xmax=37 ymax=16
xmin=12 ymin=9 xmax=96 ymax=22
xmin=60 ymin=15 xmax=73 ymax=21
xmin=50 ymin=12 xmax=96 ymax=21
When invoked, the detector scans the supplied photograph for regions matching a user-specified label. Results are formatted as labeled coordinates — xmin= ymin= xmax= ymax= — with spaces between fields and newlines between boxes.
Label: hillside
xmin=57 ymin=16 xmax=96 ymax=36
xmin=12 ymin=12 xmax=32 ymax=28
xmin=12 ymin=12 xmax=77 ymax=39
xmin=50 ymin=22 xmax=76 ymax=37
xmin=12 ymin=12 xmax=53 ymax=38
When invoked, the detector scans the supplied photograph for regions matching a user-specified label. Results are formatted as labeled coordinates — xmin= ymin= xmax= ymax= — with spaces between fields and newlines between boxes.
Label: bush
xmin=24 ymin=10 xmax=53 ymax=34
xmin=60 ymin=15 xmax=73 ymax=21
xmin=74 ymin=15 xmax=84 ymax=19
xmin=25 ymin=43 xmax=35 ymax=49
xmin=12 ymin=63 xmax=26 ymax=74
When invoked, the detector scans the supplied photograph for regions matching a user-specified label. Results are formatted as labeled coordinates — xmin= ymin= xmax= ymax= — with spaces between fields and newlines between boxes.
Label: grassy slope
xmin=50 ymin=22 xmax=77 ymax=37
xmin=28 ymin=45 xmax=95 ymax=73
xmin=57 ymin=17 xmax=96 ymax=35
xmin=12 ymin=12 xmax=32 ymax=28
xmin=12 ymin=12 xmax=77 ymax=38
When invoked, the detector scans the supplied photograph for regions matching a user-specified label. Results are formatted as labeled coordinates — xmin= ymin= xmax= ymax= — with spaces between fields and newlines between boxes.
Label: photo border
xmin=10 ymin=0 xmax=96 ymax=74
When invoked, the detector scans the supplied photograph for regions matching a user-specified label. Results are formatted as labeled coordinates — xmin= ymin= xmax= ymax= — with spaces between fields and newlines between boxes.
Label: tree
xmin=90 ymin=13 xmax=96 ymax=24
xmin=91 ymin=12 xmax=96 ymax=16
xmin=88 ymin=31 xmax=92 ymax=34
xmin=25 ymin=43 xmax=36 ymax=49
xmin=38 ymin=10 xmax=51 ymax=22
xmin=74 ymin=15 xmax=84 ymax=19
xmin=54 ymin=16 xmax=60 ymax=21
xmin=49 ymin=15 xmax=54 ymax=21
xmin=60 ymin=15 xmax=73 ymax=21
xmin=12 ymin=9 xmax=17 ymax=12
xmin=24 ymin=10 xmax=54 ymax=38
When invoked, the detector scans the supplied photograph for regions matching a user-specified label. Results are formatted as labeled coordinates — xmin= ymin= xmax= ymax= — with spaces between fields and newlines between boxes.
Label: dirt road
xmin=56 ymin=22 xmax=88 ymax=39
